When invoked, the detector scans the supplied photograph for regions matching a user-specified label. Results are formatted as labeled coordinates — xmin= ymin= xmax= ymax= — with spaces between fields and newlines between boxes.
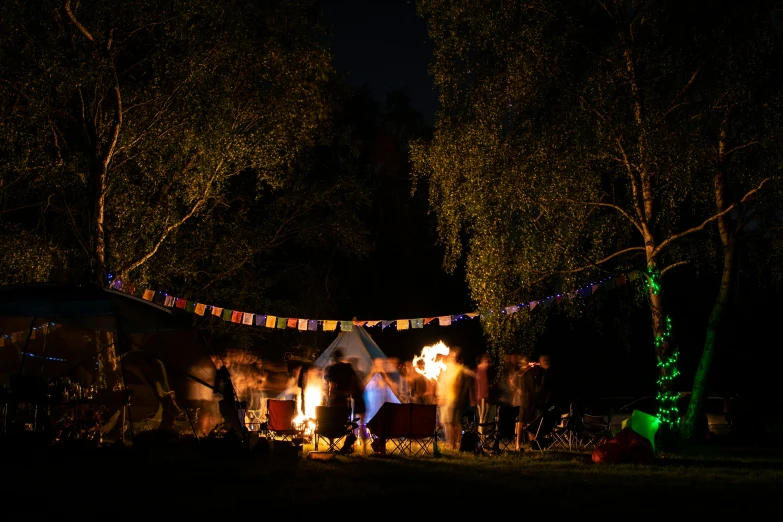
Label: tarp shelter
xmin=0 ymin=283 xmax=223 ymax=440
xmin=314 ymin=325 xmax=401 ymax=423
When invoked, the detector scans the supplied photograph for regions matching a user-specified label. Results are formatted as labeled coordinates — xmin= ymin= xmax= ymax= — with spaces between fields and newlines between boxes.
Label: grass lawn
xmin=5 ymin=439 xmax=783 ymax=515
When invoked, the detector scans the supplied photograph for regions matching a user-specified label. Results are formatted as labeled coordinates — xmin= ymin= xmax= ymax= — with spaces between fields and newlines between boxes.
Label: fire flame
xmin=412 ymin=341 xmax=450 ymax=382
xmin=292 ymin=375 xmax=324 ymax=430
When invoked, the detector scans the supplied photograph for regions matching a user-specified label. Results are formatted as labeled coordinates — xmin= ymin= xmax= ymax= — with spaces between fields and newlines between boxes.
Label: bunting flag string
xmin=106 ymin=271 xmax=643 ymax=334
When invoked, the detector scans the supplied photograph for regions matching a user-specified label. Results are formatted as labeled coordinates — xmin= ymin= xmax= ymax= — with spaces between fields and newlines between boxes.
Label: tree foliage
xmin=412 ymin=0 xmax=782 ymax=376
xmin=0 ymin=0 xmax=337 ymax=285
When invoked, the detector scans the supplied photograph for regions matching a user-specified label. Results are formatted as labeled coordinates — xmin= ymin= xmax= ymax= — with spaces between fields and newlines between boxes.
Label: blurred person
xmin=497 ymin=353 xmax=521 ymax=407
xmin=514 ymin=355 xmax=542 ymax=449
xmin=324 ymin=349 xmax=365 ymax=422
xmin=474 ymin=353 xmax=493 ymax=427
xmin=412 ymin=358 xmax=436 ymax=404
xmin=398 ymin=360 xmax=414 ymax=403
xmin=324 ymin=349 xmax=365 ymax=454
xmin=436 ymin=348 xmax=474 ymax=449
xmin=537 ymin=354 xmax=567 ymax=411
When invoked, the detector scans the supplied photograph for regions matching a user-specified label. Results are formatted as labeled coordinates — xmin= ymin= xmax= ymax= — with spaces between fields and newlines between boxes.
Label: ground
xmin=4 ymin=438 xmax=782 ymax=515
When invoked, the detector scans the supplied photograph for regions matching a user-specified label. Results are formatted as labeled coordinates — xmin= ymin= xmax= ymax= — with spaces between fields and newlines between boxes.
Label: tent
xmin=0 ymin=283 xmax=225 ymax=441
xmin=314 ymin=325 xmax=401 ymax=423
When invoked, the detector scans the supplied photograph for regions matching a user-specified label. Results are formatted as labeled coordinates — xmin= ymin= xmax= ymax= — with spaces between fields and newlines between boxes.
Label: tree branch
xmin=662 ymin=68 xmax=700 ymax=119
xmin=529 ymin=246 xmax=646 ymax=281
xmin=101 ymin=82 xmax=122 ymax=172
xmin=724 ymin=140 xmax=760 ymax=156
xmin=117 ymin=196 xmax=207 ymax=276
xmin=545 ymin=197 xmax=643 ymax=235
xmin=614 ymin=137 xmax=646 ymax=224
xmin=64 ymin=0 xmax=94 ymax=42
xmin=651 ymin=178 xmax=773 ymax=258
xmin=660 ymin=260 xmax=689 ymax=278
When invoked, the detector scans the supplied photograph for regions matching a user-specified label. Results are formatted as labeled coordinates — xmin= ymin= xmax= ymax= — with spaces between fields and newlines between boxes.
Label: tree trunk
xmin=682 ymin=133 xmax=735 ymax=442
xmin=94 ymin=165 xmax=107 ymax=286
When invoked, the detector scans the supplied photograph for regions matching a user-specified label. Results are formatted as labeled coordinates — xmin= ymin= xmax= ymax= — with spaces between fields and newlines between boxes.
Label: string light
xmin=646 ymin=266 xmax=680 ymax=429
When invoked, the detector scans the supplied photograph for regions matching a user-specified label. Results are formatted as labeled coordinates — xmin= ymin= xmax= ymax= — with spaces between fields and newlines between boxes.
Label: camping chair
xmin=314 ymin=405 xmax=353 ymax=453
xmin=407 ymin=404 xmax=438 ymax=456
xmin=266 ymin=399 xmax=303 ymax=445
xmin=478 ymin=405 xmax=519 ymax=452
xmin=385 ymin=403 xmax=413 ymax=455
xmin=523 ymin=406 xmax=563 ymax=452
xmin=548 ymin=410 xmax=582 ymax=452
xmin=576 ymin=413 xmax=611 ymax=452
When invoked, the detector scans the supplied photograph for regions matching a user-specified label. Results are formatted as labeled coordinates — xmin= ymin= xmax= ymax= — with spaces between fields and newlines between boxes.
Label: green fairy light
xmin=655 ymin=318 xmax=680 ymax=428
xmin=646 ymin=266 xmax=662 ymax=295
xmin=646 ymin=267 xmax=680 ymax=429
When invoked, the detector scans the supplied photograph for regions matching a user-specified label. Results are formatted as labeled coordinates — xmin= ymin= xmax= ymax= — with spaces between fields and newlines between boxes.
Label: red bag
xmin=592 ymin=442 xmax=626 ymax=464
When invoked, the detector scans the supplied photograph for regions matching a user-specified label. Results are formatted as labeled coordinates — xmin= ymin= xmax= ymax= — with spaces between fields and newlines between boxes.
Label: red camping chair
xmin=266 ymin=399 xmax=303 ymax=446
xmin=408 ymin=404 xmax=438 ymax=456
xmin=367 ymin=402 xmax=410 ymax=455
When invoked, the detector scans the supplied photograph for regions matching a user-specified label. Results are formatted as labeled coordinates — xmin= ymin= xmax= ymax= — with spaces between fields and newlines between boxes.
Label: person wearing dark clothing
xmin=324 ymin=349 xmax=365 ymax=454
xmin=537 ymin=354 xmax=567 ymax=411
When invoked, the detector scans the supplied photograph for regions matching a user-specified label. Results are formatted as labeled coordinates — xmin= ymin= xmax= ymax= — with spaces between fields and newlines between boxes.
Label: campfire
xmin=412 ymin=341 xmax=450 ymax=381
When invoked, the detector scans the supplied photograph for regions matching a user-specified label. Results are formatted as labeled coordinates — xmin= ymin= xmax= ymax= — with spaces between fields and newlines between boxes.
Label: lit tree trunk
xmin=94 ymin=163 xmax=108 ymax=285
xmin=682 ymin=126 xmax=734 ymax=441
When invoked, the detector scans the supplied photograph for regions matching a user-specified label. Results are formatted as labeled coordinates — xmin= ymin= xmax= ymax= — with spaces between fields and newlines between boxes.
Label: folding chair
xmin=408 ymin=404 xmax=438 ymax=456
xmin=386 ymin=403 xmax=413 ymax=455
xmin=477 ymin=405 xmax=519 ymax=452
xmin=523 ymin=406 xmax=563 ymax=452
xmin=265 ymin=399 xmax=303 ymax=445
xmin=313 ymin=405 xmax=353 ymax=453
xmin=575 ymin=413 xmax=611 ymax=452
xmin=548 ymin=411 xmax=580 ymax=451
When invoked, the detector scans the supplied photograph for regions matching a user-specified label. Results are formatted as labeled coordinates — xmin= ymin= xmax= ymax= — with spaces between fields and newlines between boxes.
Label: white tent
xmin=314 ymin=325 xmax=401 ymax=422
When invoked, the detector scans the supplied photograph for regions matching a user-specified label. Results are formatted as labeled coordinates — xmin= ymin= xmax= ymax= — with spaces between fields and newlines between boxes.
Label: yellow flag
xmin=265 ymin=315 xmax=276 ymax=328
xmin=195 ymin=303 xmax=206 ymax=316
xmin=211 ymin=306 xmax=223 ymax=317
xmin=142 ymin=289 xmax=155 ymax=301
xmin=397 ymin=319 xmax=409 ymax=330
xmin=323 ymin=320 xmax=338 ymax=331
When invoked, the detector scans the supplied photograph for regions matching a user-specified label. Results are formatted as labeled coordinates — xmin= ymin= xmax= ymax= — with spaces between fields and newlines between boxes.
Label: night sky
xmin=321 ymin=0 xmax=438 ymax=126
